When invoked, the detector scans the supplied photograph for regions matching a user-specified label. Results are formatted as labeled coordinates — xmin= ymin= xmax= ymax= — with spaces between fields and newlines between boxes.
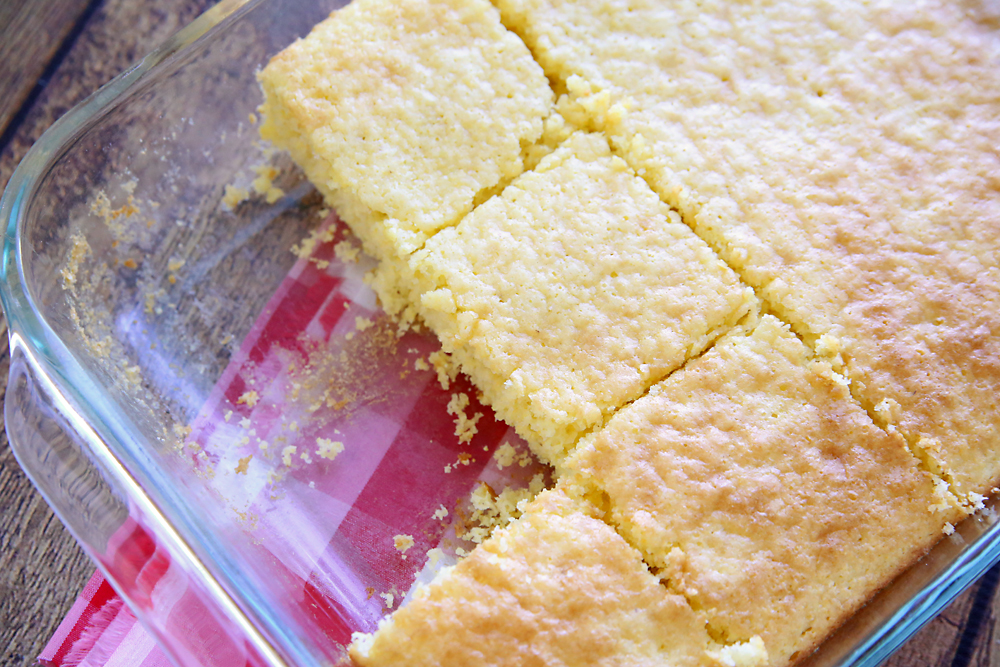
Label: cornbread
xmin=350 ymin=487 xmax=767 ymax=667
xmin=412 ymin=132 xmax=754 ymax=464
xmin=496 ymin=0 xmax=1000 ymax=500
xmin=256 ymin=0 xmax=1000 ymax=664
xmin=566 ymin=315 xmax=966 ymax=665
xmin=258 ymin=0 xmax=553 ymax=314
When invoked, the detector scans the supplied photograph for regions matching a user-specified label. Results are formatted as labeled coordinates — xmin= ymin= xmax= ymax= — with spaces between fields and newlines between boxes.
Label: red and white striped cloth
xmin=38 ymin=214 xmax=541 ymax=666
xmin=40 ymin=531 xmax=173 ymax=667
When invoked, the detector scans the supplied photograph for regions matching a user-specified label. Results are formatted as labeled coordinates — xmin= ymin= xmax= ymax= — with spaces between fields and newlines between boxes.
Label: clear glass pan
xmin=2 ymin=1 xmax=999 ymax=666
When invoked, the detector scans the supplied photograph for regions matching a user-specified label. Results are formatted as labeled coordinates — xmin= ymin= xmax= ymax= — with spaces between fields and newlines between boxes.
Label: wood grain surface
xmin=0 ymin=0 xmax=93 ymax=139
xmin=0 ymin=2 xmax=216 ymax=664
xmin=0 ymin=1 xmax=998 ymax=666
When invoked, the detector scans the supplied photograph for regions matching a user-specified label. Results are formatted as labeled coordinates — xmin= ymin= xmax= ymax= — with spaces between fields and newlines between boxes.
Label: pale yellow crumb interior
xmin=412 ymin=131 xmax=754 ymax=465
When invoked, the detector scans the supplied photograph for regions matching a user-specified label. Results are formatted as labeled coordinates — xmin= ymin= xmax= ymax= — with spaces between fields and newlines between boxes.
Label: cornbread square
xmin=412 ymin=132 xmax=754 ymax=464
xmin=350 ymin=487 xmax=768 ymax=667
xmin=565 ymin=314 xmax=965 ymax=666
xmin=258 ymin=0 xmax=553 ymax=314
xmin=498 ymin=0 xmax=1000 ymax=499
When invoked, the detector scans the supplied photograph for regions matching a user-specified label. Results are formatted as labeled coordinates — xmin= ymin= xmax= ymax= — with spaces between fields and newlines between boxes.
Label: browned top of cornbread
xmin=258 ymin=0 xmax=552 ymax=254
xmin=351 ymin=486 xmax=767 ymax=667
xmin=412 ymin=132 xmax=754 ymax=464
xmin=566 ymin=314 xmax=965 ymax=666
xmin=498 ymin=0 xmax=1000 ymax=500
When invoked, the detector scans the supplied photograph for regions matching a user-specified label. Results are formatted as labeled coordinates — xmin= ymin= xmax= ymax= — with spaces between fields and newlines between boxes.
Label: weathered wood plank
xmin=883 ymin=567 xmax=1000 ymax=667
xmin=0 ymin=0 xmax=94 ymax=140
xmin=0 ymin=311 xmax=95 ymax=664
xmin=0 ymin=1 xmax=216 ymax=663
xmin=0 ymin=0 xmax=217 ymax=195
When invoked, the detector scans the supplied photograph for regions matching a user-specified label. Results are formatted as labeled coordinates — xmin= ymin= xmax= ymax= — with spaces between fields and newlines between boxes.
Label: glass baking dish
xmin=2 ymin=1 xmax=1000 ymax=665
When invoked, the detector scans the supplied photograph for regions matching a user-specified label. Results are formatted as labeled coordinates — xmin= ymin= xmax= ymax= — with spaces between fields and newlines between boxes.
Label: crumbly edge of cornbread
xmin=560 ymin=314 xmax=967 ymax=665
xmin=360 ymin=110 xmax=578 ymax=321
xmin=430 ymin=300 xmax=754 ymax=469
xmin=257 ymin=96 xmax=420 ymax=317
xmin=258 ymin=112 xmax=574 ymax=322
xmin=492 ymin=0 xmax=1000 ymax=505
xmin=409 ymin=132 xmax=755 ymax=467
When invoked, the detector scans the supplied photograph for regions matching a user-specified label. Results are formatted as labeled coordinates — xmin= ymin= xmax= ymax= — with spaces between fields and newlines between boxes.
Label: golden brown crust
xmin=499 ymin=0 xmax=1000 ymax=499
xmin=350 ymin=488 xmax=726 ymax=667
xmin=567 ymin=315 xmax=965 ymax=665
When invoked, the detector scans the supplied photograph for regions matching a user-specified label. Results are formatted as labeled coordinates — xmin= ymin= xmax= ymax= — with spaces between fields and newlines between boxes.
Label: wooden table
xmin=0 ymin=1 xmax=998 ymax=665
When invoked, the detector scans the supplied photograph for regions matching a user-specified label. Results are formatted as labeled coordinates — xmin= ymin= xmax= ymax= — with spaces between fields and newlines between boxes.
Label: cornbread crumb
xmin=60 ymin=233 xmax=91 ymax=291
xmin=379 ymin=592 xmax=395 ymax=609
xmin=334 ymin=240 xmax=361 ymax=264
xmin=427 ymin=548 xmax=445 ymax=567
xmin=281 ymin=445 xmax=296 ymax=467
xmin=969 ymin=493 xmax=988 ymax=511
xmin=316 ymin=438 xmax=345 ymax=461
xmin=493 ymin=443 xmax=517 ymax=469
xmin=251 ymin=164 xmax=280 ymax=197
xmin=461 ymin=476 xmax=546 ymax=544
xmin=237 ymin=390 xmax=259 ymax=407
xmin=414 ymin=357 xmax=430 ymax=372
xmin=432 ymin=505 xmax=449 ymax=521
xmin=393 ymin=534 xmax=415 ymax=558
xmin=444 ymin=452 xmax=474 ymax=474
xmin=814 ymin=333 xmax=842 ymax=364
xmin=250 ymin=163 xmax=285 ymax=204
xmin=234 ymin=455 xmax=252 ymax=475
xmin=291 ymin=225 xmax=337 ymax=260
xmin=469 ymin=483 xmax=494 ymax=512
xmin=222 ymin=184 xmax=249 ymax=209
xmin=429 ymin=350 xmax=458 ymax=390
xmin=447 ymin=392 xmax=483 ymax=444
xmin=929 ymin=479 xmax=956 ymax=514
